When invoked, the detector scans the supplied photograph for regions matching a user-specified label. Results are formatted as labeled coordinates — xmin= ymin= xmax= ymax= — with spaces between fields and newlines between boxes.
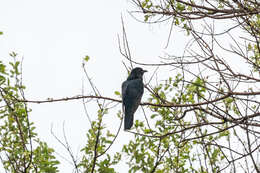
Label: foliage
xmin=79 ymin=108 xmax=122 ymax=173
xmin=0 ymin=54 xmax=59 ymax=172
xmin=123 ymin=75 xmax=227 ymax=173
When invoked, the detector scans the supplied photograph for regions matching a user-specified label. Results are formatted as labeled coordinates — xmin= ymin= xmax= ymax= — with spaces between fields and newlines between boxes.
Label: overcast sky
xmin=0 ymin=0 xmax=189 ymax=172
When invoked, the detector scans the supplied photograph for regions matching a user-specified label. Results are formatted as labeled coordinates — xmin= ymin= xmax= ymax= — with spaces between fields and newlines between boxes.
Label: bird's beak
xmin=142 ymin=69 xmax=148 ymax=73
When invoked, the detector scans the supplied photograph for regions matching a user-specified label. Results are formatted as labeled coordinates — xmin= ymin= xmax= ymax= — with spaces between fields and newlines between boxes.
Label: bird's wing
xmin=122 ymin=79 xmax=144 ymax=114
xmin=122 ymin=80 xmax=128 ymax=103
xmin=121 ymin=80 xmax=129 ymax=114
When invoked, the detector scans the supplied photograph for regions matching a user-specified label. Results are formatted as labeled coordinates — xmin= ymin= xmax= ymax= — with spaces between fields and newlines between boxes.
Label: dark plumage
xmin=122 ymin=67 xmax=147 ymax=130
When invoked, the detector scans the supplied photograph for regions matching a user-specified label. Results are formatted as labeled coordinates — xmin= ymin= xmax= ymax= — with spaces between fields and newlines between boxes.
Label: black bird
xmin=122 ymin=67 xmax=147 ymax=130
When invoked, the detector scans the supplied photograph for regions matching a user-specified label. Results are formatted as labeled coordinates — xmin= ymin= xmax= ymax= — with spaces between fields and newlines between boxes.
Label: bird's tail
xmin=124 ymin=113 xmax=133 ymax=130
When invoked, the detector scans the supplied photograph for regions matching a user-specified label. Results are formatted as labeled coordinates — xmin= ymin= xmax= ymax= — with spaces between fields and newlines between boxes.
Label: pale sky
xmin=0 ymin=0 xmax=188 ymax=172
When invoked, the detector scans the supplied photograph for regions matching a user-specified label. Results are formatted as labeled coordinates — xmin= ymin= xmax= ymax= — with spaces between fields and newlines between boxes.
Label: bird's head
xmin=127 ymin=67 xmax=147 ymax=80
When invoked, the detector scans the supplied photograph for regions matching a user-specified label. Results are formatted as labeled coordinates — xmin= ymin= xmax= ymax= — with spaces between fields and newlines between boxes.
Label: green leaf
xmin=0 ymin=63 xmax=6 ymax=74
xmin=150 ymin=114 xmax=158 ymax=119
xmin=84 ymin=55 xmax=90 ymax=62
xmin=248 ymin=43 xmax=252 ymax=51
xmin=9 ymin=52 xmax=17 ymax=57
xmin=114 ymin=91 xmax=120 ymax=96
xmin=144 ymin=129 xmax=152 ymax=133
xmin=144 ymin=15 xmax=150 ymax=22
xmin=176 ymin=2 xmax=185 ymax=11
xmin=0 ymin=31 xmax=3 ymax=35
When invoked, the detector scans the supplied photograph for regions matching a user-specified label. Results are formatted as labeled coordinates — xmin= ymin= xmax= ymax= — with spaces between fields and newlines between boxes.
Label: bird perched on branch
xmin=122 ymin=67 xmax=147 ymax=130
